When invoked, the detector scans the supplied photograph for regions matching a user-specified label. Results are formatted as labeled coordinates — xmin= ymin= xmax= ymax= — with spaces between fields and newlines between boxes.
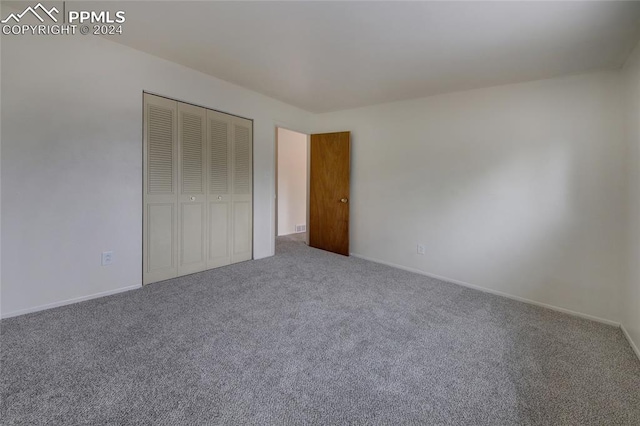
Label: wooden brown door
xmin=309 ymin=132 xmax=351 ymax=256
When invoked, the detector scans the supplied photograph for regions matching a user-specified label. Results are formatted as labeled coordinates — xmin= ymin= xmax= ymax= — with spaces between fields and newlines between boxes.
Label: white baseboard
xmin=621 ymin=324 xmax=640 ymax=361
xmin=350 ymin=252 xmax=621 ymax=327
xmin=1 ymin=284 xmax=141 ymax=319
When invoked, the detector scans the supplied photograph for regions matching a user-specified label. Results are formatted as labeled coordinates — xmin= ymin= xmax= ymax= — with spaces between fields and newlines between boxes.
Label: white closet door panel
xmin=180 ymin=203 xmax=206 ymax=268
xmin=231 ymin=117 xmax=253 ymax=264
xmin=143 ymin=94 xmax=178 ymax=285
xmin=209 ymin=201 xmax=231 ymax=267
xmin=233 ymin=121 xmax=252 ymax=195
xmin=178 ymin=102 xmax=207 ymax=275
xmin=181 ymin=114 xmax=205 ymax=194
xmin=209 ymin=113 xmax=230 ymax=195
xmin=146 ymin=203 xmax=176 ymax=279
xmin=207 ymin=110 xmax=233 ymax=268
xmin=232 ymin=200 xmax=252 ymax=262
xmin=148 ymin=106 xmax=175 ymax=194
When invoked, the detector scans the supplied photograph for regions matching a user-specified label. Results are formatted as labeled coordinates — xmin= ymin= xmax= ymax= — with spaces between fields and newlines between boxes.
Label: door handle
xmin=340 ymin=198 xmax=348 ymax=203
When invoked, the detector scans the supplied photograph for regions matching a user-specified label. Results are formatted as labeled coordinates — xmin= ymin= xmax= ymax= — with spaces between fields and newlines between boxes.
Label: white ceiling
xmin=105 ymin=1 xmax=640 ymax=113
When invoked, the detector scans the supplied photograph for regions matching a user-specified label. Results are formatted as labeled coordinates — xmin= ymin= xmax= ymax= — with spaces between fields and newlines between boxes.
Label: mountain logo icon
xmin=1 ymin=3 xmax=59 ymax=24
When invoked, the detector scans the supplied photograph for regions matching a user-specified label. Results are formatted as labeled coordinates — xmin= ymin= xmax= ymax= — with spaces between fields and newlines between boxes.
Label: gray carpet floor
xmin=1 ymin=234 xmax=639 ymax=425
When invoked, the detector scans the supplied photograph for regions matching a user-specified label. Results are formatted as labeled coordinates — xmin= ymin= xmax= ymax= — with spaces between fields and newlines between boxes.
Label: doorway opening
xmin=275 ymin=127 xmax=309 ymax=242
xmin=274 ymin=128 xmax=351 ymax=256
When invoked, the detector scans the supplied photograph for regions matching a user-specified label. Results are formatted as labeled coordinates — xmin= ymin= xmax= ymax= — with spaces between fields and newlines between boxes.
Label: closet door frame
xmin=142 ymin=91 xmax=254 ymax=285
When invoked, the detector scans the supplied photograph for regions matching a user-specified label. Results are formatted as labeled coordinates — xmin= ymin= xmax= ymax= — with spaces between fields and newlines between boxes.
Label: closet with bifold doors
xmin=143 ymin=93 xmax=253 ymax=285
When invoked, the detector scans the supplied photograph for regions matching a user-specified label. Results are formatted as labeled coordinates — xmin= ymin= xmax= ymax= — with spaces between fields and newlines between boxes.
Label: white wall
xmin=1 ymin=31 xmax=635 ymax=330
xmin=313 ymin=71 xmax=627 ymax=323
xmin=1 ymin=34 xmax=314 ymax=317
xmin=623 ymin=41 xmax=640 ymax=355
xmin=277 ymin=128 xmax=307 ymax=236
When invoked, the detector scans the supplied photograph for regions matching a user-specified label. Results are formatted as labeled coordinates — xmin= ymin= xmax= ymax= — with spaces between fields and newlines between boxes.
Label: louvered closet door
xmin=231 ymin=117 xmax=253 ymax=263
xmin=207 ymin=110 xmax=233 ymax=268
xmin=178 ymin=103 xmax=208 ymax=275
xmin=143 ymin=94 xmax=178 ymax=285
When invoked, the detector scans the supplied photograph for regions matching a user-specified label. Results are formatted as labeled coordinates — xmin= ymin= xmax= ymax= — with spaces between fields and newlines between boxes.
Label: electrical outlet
xmin=101 ymin=251 xmax=113 ymax=266
xmin=417 ymin=244 xmax=426 ymax=255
